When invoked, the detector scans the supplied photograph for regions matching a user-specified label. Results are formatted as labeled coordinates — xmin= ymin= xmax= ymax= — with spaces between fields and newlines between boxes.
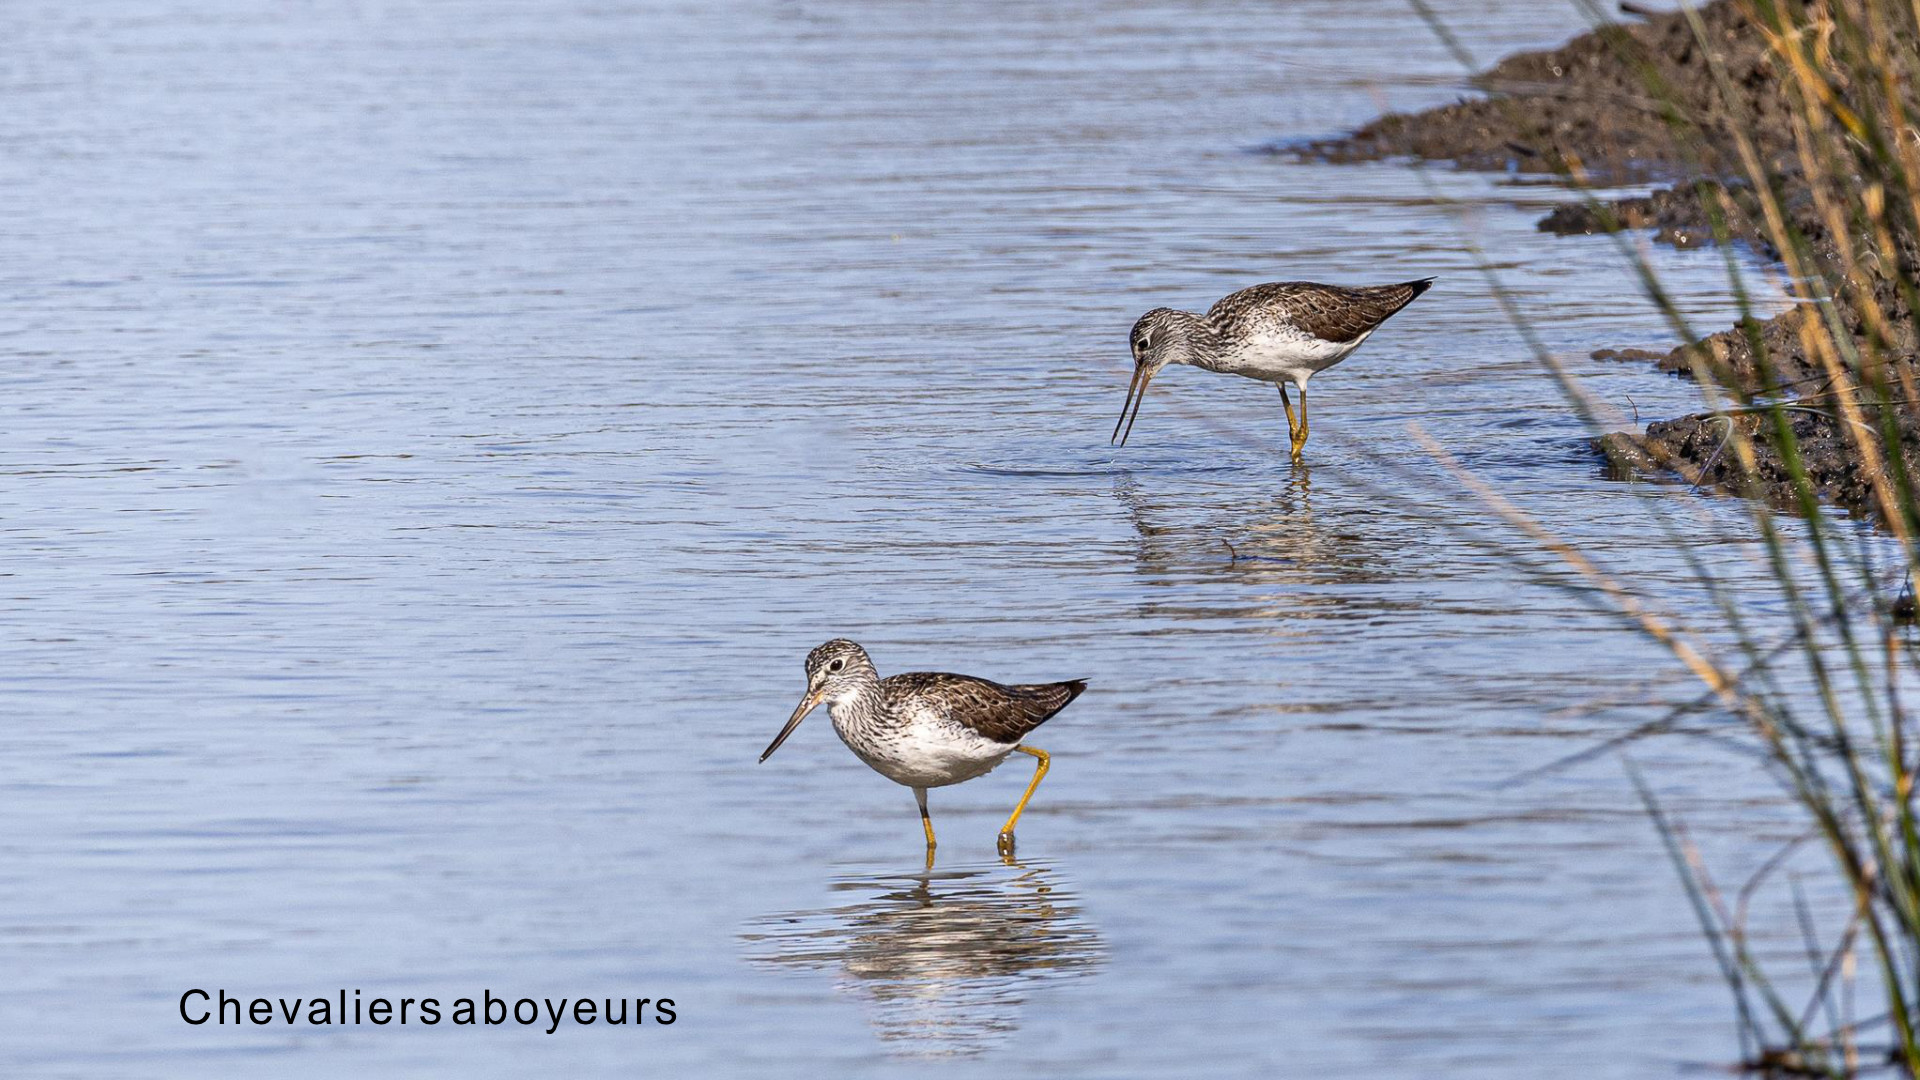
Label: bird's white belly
xmin=1216 ymin=327 xmax=1371 ymax=384
xmin=832 ymin=712 xmax=1014 ymax=789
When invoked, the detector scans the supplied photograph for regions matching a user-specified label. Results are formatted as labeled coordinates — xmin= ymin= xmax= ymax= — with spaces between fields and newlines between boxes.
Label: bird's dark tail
xmin=1029 ymin=678 xmax=1087 ymax=718
xmin=1365 ymin=277 xmax=1435 ymax=324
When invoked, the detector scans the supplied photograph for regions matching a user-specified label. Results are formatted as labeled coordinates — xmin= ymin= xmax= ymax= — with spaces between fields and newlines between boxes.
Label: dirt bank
xmin=1308 ymin=0 xmax=1920 ymax=522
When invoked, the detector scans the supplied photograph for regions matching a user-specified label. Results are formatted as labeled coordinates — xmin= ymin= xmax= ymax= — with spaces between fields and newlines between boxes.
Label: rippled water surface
xmin=2 ymin=0 xmax=1869 ymax=1076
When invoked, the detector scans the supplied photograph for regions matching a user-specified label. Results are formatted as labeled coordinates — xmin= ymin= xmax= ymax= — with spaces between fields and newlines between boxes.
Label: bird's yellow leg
xmin=996 ymin=746 xmax=1050 ymax=853
xmin=1278 ymin=384 xmax=1300 ymax=445
xmin=915 ymin=787 xmax=936 ymax=865
xmin=1290 ymin=385 xmax=1309 ymax=460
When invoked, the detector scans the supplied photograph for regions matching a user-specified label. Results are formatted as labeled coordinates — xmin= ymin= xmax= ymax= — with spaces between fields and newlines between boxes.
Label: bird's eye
xmin=829 ymin=659 xmax=844 ymax=673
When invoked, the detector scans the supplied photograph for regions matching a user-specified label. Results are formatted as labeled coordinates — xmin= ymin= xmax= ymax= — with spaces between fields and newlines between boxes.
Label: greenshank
xmin=760 ymin=639 xmax=1086 ymax=859
xmin=1113 ymin=278 xmax=1434 ymax=460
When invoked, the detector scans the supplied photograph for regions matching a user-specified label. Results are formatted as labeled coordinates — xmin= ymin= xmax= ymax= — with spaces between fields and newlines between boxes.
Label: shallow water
xmin=0 ymin=0 xmax=1881 ymax=1076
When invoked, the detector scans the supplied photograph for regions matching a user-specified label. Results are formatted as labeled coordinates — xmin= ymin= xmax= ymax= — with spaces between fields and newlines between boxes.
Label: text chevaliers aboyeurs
xmin=180 ymin=989 xmax=674 ymax=1034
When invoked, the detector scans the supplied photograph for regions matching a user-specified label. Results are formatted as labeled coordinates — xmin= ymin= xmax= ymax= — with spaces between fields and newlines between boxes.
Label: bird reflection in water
xmin=741 ymin=859 xmax=1104 ymax=1056
xmin=1114 ymin=467 xmax=1383 ymax=580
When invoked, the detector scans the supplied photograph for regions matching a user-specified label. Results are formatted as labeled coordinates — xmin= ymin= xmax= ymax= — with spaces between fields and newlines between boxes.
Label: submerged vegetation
xmin=1344 ymin=0 xmax=1920 ymax=1072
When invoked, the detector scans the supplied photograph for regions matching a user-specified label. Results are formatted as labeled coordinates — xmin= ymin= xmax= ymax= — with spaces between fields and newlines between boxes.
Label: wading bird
xmin=759 ymin=639 xmax=1085 ymax=860
xmin=1113 ymin=278 xmax=1434 ymax=460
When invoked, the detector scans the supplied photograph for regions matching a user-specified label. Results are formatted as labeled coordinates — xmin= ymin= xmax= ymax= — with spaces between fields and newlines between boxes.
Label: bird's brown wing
xmin=884 ymin=672 xmax=1087 ymax=745
xmin=1210 ymin=278 xmax=1434 ymax=344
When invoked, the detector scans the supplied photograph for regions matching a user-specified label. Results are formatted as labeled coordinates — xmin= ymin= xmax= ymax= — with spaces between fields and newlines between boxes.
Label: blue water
xmin=0 ymin=1 xmax=1863 ymax=1076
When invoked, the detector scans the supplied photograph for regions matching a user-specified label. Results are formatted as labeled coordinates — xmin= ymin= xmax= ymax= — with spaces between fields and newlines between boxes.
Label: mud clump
xmin=1590 ymin=347 xmax=1669 ymax=362
xmin=1598 ymin=410 xmax=1912 ymax=519
xmin=1535 ymin=182 xmax=1766 ymax=253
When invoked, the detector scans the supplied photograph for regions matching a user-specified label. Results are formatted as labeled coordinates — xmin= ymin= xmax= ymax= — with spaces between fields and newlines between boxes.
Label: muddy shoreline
xmin=1309 ymin=0 xmax=1920 ymax=520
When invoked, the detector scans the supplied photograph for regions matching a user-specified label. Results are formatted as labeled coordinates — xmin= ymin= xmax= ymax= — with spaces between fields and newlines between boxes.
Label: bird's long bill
xmin=759 ymin=688 xmax=823 ymax=763
xmin=1110 ymin=365 xmax=1154 ymax=446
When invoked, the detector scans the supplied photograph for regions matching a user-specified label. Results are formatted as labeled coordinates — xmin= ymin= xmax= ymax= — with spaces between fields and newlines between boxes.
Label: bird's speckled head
xmin=1129 ymin=308 xmax=1197 ymax=372
xmin=1115 ymin=308 xmax=1208 ymax=446
xmin=759 ymin=638 xmax=879 ymax=764
xmin=803 ymin=638 xmax=877 ymax=698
